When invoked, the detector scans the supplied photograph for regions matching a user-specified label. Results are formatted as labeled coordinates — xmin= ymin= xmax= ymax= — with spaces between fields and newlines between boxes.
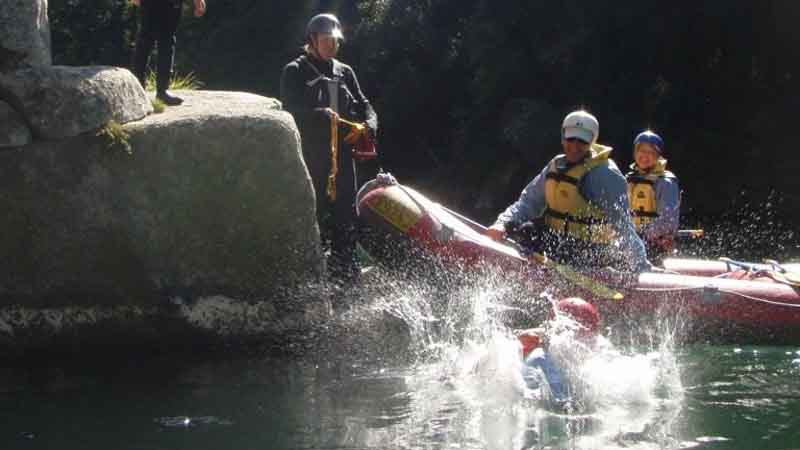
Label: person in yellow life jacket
xmin=626 ymin=131 xmax=680 ymax=261
xmin=485 ymin=110 xmax=652 ymax=273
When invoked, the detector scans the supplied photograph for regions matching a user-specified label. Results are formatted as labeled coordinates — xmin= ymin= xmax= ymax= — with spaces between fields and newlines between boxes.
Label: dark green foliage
xmin=49 ymin=0 xmax=800 ymax=255
xmin=50 ymin=0 xmax=137 ymax=67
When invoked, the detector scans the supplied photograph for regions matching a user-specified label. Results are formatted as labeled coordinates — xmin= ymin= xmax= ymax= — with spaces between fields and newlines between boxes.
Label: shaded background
xmin=49 ymin=0 xmax=799 ymax=258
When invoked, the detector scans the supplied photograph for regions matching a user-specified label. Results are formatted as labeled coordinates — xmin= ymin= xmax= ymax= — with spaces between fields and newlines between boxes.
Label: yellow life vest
xmin=542 ymin=145 xmax=616 ymax=244
xmin=626 ymin=158 xmax=667 ymax=231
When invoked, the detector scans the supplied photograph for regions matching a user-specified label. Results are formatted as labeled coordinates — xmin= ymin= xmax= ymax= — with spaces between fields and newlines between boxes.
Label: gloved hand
xmin=343 ymin=120 xmax=378 ymax=161
xmin=485 ymin=223 xmax=507 ymax=241
xmin=504 ymin=220 xmax=546 ymax=253
xmin=344 ymin=122 xmax=365 ymax=144
xmin=315 ymin=107 xmax=339 ymax=120
xmin=646 ymin=234 xmax=675 ymax=253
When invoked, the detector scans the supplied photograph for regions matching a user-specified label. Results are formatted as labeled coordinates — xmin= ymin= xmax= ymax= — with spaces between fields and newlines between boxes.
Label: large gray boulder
xmin=0 ymin=0 xmax=51 ymax=71
xmin=0 ymin=65 xmax=151 ymax=140
xmin=0 ymin=100 xmax=31 ymax=148
xmin=0 ymin=91 xmax=325 ymax=355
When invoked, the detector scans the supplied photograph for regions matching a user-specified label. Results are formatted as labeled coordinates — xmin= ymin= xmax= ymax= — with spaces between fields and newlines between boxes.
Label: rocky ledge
xmin=0 ymin=90 xmax=328 ymax=359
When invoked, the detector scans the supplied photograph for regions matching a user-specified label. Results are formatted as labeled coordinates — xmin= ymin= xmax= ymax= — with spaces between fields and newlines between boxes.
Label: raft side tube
xmin=663 ymin=258 xmax=800 ymax=277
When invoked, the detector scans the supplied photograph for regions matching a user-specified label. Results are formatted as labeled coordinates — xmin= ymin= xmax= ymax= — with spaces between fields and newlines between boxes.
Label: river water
xmin=2 ymin=271 xmax=800 ymax=450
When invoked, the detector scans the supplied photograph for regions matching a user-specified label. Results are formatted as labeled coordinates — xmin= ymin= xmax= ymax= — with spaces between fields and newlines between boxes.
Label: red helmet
xmin=556 ymin=297 xmax=600 ymax=333
xmin=517 ymin=330 xmax=541 ymax=357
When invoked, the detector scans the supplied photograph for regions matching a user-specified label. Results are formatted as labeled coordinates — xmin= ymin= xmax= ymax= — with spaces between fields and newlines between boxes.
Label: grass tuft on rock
xmin=96 ymin=120 xmax=132 ymax=155
xmin=151 ymin=97 xmax=166 ymax=114
xmin=144 ymin=70 xmax=204 ymax=91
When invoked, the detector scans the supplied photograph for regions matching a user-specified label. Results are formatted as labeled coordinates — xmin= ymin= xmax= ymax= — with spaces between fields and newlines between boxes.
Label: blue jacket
xmin=638 ymin=171 xmax=680 ymax=241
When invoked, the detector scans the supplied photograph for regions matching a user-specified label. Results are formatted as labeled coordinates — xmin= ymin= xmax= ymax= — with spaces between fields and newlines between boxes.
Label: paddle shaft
xmin=719 ymin=257 xmax=766 ymax=272
xmin=719 ymin=257 xmax=800 ymax=286
xmin=438 ymin=205 xmax=624 ymax=300
xmin=677 ymin=229 xmax=704 ymax=239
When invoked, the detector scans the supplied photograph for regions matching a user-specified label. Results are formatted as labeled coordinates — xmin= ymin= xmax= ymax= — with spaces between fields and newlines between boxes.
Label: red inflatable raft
xmin=356 ymin=176 xmax=800 ymax=341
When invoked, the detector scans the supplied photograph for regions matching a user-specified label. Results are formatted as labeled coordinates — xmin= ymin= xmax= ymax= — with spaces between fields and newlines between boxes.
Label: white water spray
xmin=337 ymin=267 xmax=685 ymax=449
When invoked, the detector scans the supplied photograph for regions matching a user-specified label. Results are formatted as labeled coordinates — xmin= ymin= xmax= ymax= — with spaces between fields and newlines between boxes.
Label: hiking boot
xmin=156 ymin=91 xmax=184 ymax=106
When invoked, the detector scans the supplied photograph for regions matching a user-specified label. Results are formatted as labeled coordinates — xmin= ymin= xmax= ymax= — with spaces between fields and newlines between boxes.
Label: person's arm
xmin=642 ymin=176 xmax=680 ymax=241
xmin=344 ymin=67 xmax=378 ymax=136
xmin=493 ymin=164 xmax=549 ymax=227
xmin=131 ymin=0 xmax=140 ymax=6
xmin=486 ymin=168 xmax=548 ymax=241
xmin=582 ymin=165 xmax=652 ymax=272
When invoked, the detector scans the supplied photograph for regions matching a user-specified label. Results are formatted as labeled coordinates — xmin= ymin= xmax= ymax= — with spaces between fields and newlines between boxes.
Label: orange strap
xmin=325 ymin=116 xmax=372 ymax=201
xmin=325 ymin=115 xmax=338 ymax=201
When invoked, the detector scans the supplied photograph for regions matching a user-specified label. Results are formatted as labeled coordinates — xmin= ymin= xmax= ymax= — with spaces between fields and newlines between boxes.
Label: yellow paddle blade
xmin=530 ymin=253 xmax=624 ymax=301
xmin=760 ymin=259 xmax=800 ymax=287
xmin=782 ymin=268 xmax=800 ymax=283
xmin=774 ymin=272 xmax=800 ymax=287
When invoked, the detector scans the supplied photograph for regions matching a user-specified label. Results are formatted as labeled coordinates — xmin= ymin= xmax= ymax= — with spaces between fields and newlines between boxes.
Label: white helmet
xmin=562 ymin=110 xmax=599 ymax=144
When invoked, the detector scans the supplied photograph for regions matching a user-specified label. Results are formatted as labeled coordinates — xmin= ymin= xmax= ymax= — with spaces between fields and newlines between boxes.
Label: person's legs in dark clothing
xmin=314 ymin=170 xmax=360 ymax=287
xmin=131 ymin=0 xmax=157 ymax=86
xmin=318 ymin=215 xmax=358 ymax=284
xmin=328 ymin=217 xmax=359 ymax=285
xmin=155 ymin=33 xmax=181 ymax=105
xmin=131 ymin=0 xmax=184 ymax=105
xmin=332 ymin=155 xmax=361 ymax=285
xmin=155 ymin=0 xmax=183 ymax=105
xmin=325 ymin=178 xmax=360 ymax=286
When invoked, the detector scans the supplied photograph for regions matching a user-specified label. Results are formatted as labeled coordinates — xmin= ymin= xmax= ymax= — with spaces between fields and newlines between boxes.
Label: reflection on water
xmin=1 ymin=345 xmax=799 ymax=449
xmin=678 ymin=346 xmax=800 ymax=449
xmin=1 ymin=269 xmax=800 ymax=449
xmin=155 ymin=415 xmax=235 ymax=428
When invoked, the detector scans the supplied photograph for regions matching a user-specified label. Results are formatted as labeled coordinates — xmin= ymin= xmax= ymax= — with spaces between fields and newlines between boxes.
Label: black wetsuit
xmin=131 ymin=0 xmax=183 ymax=93
xmin=280 ymin=53 xmax=378 ymax=283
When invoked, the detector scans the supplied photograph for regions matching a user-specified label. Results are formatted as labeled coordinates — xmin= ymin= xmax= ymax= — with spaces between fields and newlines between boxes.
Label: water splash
xmin=327 ymin=264 xmax=686 ymax=450
xmin=682 ymin=190 xmax=799 ymax=260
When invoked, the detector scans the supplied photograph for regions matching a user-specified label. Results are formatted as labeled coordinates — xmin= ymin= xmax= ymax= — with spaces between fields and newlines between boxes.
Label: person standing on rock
xmin=130 ymin=0 xmax=206 ymax=106
xmin=280 ymin=13 xmax=379 ymax=286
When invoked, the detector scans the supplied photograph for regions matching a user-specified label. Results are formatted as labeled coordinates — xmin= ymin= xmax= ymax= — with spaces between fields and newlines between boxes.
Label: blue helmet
xmin=633 ymin=131 xmax=664 ymax=155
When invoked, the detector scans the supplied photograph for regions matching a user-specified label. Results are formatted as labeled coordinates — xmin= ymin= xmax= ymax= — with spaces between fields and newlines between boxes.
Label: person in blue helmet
xmin=626 ymin=131 xmax=681 ymax=261
xmin=485 ymin=110 xmax=653 ymax=273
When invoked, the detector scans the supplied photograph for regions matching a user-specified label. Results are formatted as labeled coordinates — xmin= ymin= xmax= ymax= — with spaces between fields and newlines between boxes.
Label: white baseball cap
xmin=562 ymin=110 xmax=599 ymax=144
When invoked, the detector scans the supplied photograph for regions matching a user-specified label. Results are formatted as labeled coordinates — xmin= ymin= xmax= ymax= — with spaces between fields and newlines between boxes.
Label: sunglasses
xmin=565 ymin=137 xmax=590 ymax=145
